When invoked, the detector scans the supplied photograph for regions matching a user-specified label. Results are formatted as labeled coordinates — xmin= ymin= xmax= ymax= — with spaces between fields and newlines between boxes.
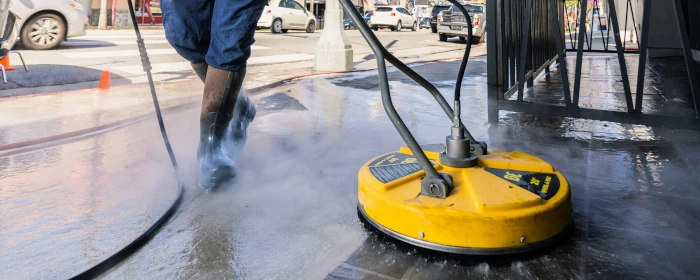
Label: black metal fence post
xmin=517 ymin=0 xmax=533 ymax=101
xmin=672 ymin=0 xmax=700 ymax=117
xmin=634 ymin=0 xmax=651 ymax=113
xmin=572 ymin=0 xmax=588 ymax=108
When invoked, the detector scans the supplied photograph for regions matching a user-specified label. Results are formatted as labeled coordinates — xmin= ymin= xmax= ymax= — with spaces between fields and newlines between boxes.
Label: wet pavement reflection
xmin=1 ymin=55 xmax=699 ymax=279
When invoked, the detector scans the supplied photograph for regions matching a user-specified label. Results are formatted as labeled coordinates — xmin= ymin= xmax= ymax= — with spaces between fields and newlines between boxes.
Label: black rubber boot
xmin=197 ymin=67 xmax=247 ymax=190
xmin=198 ymin=112 xmax=236 ymax=189
xmin=191 ymin=62 xmax=208 ymax=82
xmin=225 ymin=91 xmax=256 ymax=159
xmin=192 ymin=62 xmax=256 ymax=162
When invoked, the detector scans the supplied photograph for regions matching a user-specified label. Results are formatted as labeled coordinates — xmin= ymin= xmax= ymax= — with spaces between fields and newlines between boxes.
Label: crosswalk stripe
xmin=59 ymin=46 xmax=269 ymax=59
xmin=66 ymin=39 xmax=270 ymax=50
xmin=113 ymin=62 xmax=192 ymax=75
xmin=74 ymin=34 xmax=166 ymax=39
xmin=248 ymin=53 xmax=314 ymax=65
xmin=112 ymin=53 xmax=314 ymax=75
xmin=65 ymin=39 xmax=172 ymax=46
xmin=60 ymin=49 xmax=178 ymax=59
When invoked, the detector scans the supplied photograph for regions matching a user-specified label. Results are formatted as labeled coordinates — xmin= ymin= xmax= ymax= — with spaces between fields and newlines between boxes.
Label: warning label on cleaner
xmin=369 ymin=153 xmax=425 ymax=183
xmin=484 ymin=168 xmax=560 ymax=200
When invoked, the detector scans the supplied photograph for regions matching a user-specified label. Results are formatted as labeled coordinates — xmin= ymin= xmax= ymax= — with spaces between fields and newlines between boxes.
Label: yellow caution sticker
xmin=369 ymin=153 xmax=429 ymax=183
xmin=484 ymin=168 xmax=560 ymax=200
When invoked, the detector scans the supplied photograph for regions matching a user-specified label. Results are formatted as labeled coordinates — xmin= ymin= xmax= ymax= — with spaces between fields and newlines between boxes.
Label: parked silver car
xmin=10 ymin=0 xmax=88 ymax=50
xmin=437 ymin=3 xmax=486 ymax=44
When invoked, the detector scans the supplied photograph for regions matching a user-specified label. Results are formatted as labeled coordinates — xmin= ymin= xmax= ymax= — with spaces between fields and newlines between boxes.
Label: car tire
xmin=439 ymin=33 xmax=447 ymax=42
xmin=471 ymin=36 xmax=481 ymax=44
xmin=20 ymin=13 xmax=65 ymax=50
xmin=395 ymin=21 xmax=402 ymax=32
xmin=431 ymin=26 xmax=437 ymax=33
xmin=459 ymin=36 xmax=465 ymax=41
xmin=372 ymin=25 xmax=379 ymax=31
xmin=306 ymin=20 xmax=315 ymax=33
xmin=271 ymin=18 xmax=283 ymax=34
xmin=412 ymin=22 xmax=417 ymax=31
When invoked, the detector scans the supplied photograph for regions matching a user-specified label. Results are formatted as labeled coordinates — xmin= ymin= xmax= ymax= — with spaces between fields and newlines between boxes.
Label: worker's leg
xmin=196 ymin=0 xmax=265 ymax=189
xmin=161 ymin=0 xmax=211 ymax=79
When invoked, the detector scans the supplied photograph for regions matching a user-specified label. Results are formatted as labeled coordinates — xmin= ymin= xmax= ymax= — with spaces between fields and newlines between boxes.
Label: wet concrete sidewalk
xmin=1 ymin=54 xmax=699 ymax=279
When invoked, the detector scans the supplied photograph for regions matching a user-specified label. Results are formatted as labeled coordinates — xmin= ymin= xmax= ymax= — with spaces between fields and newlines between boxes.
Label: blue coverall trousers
xmin=161 ymin=0 xmax=266 ymax=71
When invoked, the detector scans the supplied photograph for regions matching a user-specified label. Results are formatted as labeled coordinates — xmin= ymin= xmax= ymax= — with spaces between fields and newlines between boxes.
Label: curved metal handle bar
xmin=371 ymin=0 xmax=475 ymax=140
xmin=339 ymin=0 xmax=475 ymax=181
xmin=339 ymin=0 xmax=440 ymax=179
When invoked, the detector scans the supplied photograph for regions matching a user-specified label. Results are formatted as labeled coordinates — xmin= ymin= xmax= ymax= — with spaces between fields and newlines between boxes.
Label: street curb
xmin=0 ymin=53 xmax=486 ymax=156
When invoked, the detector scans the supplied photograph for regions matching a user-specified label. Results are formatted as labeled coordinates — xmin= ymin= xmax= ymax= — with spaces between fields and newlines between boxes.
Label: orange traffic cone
xmin=0 ymin=56 xmax=16 ymax=71
xmin=98 ymin=71 xmax=111 ymax=89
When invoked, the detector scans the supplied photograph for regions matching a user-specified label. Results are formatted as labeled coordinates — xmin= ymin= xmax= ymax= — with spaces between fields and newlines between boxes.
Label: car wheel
xmin=459 ymin=36 xmax=465 ymax=41
xmin=412 ymin=22 xmax=417 ymax=31
xmin=306 ymin=21 xmax=315 ymax=33
xmin=439 ymin=33 xmax=447 ymax=42
xmin=271 ymin=18 xmax=283 ymax=34
xmin=20 ymin=13 xmax=65 ymax=50
xmin=395 ymin=21 xmax=402 ymax=31
xmin=471 ymin=36 xmax=481 ymax=44
xmin=372 ymin=25 xmax=379 ymax=31
xmin=431 ymin=26 xmax=437 ymax=33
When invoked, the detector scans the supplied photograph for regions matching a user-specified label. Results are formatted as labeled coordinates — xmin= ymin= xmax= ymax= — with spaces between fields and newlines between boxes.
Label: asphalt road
xmin=1 ymin=28 xmax=472 ymax=96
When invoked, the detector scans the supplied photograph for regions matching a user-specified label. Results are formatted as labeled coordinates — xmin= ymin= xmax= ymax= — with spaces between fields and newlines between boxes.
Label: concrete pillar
xmin=315 ymin=0 xmax=353 ymax=71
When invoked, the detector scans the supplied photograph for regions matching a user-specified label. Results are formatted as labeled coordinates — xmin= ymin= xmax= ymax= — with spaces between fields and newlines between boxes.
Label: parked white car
xmin=10 ymin=0 xmax=88 ymax=50
xmin=257 ymin=0 xmax=316 ymax=34
xmin=370 ymin=6 xmax=417 ymax=32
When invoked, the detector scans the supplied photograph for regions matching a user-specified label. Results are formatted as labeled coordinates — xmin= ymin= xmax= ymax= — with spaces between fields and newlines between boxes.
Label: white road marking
xmin=73 ymin=34 xmax=166 ymax=39
xmin=64 ymin=39 xmax=172 ymax=46
xmin=248 ymin=53 xmax=314 ymax=64
xmin=59 ymin=46 xmax=269 ymax=59
xmin=60 ymin=49 xmax=178 ymax=59
xmin=113 ymin=62 xmax=197 ymax=75
xmin=112 ymin=53 xmax=314 ymax=74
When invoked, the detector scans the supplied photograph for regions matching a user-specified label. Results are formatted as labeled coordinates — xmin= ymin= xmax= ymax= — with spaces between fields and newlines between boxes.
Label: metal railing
xmin=486 ymin=0 xmax=700 ymax=130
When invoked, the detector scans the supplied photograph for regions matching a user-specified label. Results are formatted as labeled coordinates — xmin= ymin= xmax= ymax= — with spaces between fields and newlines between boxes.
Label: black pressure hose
xmin=69 ymin=0 xmax=184 ymax=278
xmin=451 ymin=2 xmax=474 ymax=101
xmin=446 ymin=0 xmax=474 ymax=127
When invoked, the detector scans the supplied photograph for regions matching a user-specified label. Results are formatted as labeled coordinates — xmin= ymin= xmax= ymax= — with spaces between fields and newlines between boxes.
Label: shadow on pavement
xmin=0 ymin=64 xmax=130 ymax=97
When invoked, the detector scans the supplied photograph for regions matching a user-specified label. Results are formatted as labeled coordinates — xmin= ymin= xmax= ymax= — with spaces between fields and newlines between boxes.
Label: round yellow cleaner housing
xmin=357 ymin=146 xmax=572 ymax=254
